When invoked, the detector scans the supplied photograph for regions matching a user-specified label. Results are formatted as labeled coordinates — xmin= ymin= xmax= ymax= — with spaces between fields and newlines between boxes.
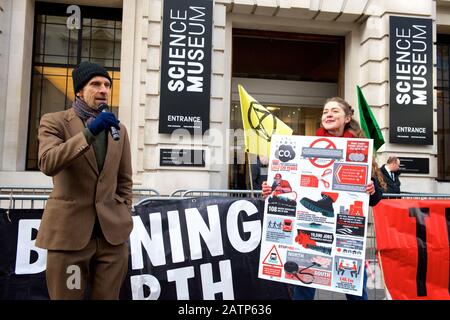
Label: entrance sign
xmin=389 ymin=16 xmax=433 ymax=145
xmin=159 ymin=0 xmax=213 ymax=134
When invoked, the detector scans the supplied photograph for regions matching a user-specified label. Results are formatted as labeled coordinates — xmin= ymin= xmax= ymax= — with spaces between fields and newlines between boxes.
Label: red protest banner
xmin=373 ymin=200 xmax=450 ymax=300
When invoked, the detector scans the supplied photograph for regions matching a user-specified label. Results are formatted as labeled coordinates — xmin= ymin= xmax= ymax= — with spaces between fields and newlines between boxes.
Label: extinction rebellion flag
xmin=238 ymin=85 xmax=293 ymax=158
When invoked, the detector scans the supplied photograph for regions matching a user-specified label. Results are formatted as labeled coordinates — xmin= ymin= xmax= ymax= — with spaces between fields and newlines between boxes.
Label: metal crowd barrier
xmin=0 ymin=187 xmax=55 ymax=210
xmin=0 ymin=186 xmax=53 ymax=195
xmin=0 ymin=194 xmax=49 ymax=210
xmin=132 ymin=189 xmax=263 ymax=210
xmin=132 ymin=196 xmax=188 ymax=210
xmin=131 ymin=188 xmax=160 ymax=202
xmin=0 ymin=186 xmax=161 ymax=210
xmin=181 ymin=189 xmax=262 ymax=197
xmin=170 ymin=189 xmax=188 ymax=197
xmin=383 ymin=192 xmax=450 ymax=199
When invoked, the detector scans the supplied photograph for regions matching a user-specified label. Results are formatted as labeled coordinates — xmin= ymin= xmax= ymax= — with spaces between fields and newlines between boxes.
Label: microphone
xmin=98 ymin=103 xmax=120 ymax=141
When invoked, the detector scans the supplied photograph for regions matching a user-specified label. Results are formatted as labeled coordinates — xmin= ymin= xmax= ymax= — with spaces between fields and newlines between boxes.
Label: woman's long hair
xmin=324 ymin=97 xmax=365 ymax=138
xmin=372 ymin=158 xmax=387 ymax=191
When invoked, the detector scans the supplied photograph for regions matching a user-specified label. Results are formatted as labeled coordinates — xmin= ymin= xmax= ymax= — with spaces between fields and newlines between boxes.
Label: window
xmin=436 ymin=35 xmax=450 ymax=181
xmin=232 ymin=29 xmax=343 ymax=83
xmin=26 ymin=2 xmax=122 ymax=170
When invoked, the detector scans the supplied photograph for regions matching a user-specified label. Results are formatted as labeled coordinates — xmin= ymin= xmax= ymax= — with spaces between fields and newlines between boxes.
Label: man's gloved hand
xmin=87 ymin=112 xmax=120 ymax=136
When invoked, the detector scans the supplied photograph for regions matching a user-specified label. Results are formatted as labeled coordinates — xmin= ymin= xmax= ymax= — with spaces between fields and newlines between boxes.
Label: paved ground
xmin=316 ymin=288 xmax=386 ymax=300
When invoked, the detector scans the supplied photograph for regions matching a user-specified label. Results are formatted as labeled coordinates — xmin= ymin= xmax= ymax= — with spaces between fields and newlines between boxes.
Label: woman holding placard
xmin=262 ymin=97 xmax=384 ymax=300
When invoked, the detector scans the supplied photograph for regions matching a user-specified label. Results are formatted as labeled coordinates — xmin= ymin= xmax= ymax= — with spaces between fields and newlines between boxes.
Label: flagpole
xmin=246 ymin=152 xmax=254 ymax=196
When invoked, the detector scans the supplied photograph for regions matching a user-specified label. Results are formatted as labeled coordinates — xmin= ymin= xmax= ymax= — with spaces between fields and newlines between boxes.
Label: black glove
xmin=87 ymin=112 xmax=120 ymax=136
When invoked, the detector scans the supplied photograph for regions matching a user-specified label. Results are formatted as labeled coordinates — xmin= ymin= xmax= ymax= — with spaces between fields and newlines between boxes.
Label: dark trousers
xmin=45 ymin=235 xmax=128 ymax=300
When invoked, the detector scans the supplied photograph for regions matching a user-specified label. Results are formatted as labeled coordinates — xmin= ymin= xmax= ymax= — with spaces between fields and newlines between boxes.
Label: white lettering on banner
xmin=187 ymin=76 xmax=204 ymax=92
xmin=201 ymin=261 xmax=234 ymax=300
xmin=186 ymin=206 xmax=224 ymax=260
xmin=167 ymin=6 xmax=206 ymax=93
xmin=130 ymin=201 xmax=262 ymax=268
xmin=226 ymin=200 xmax=260 ymax=253
xmin=133 ymin=261 xmax=234 ymax=300
xmin=128 ymin=200 xmax=262 ymax=300
xmin=170 ymin=9 xmax=187 ymax=20
xmin=130 ymin=214 xmax=166 ymax=269
xmin=190 ymin=6 xmax=206 ymax=23
xmin=394 ymin=24 xmax=429 ymax=106
xmin=130 ymin=274 xmax=161 ymax=300
xmin=15 ymin=220 xmax=47 ymax=275
xmin=167 ymin=210 xmax=185 ymax=263
xmin=167 ymin=266 xmax=195 ymax=300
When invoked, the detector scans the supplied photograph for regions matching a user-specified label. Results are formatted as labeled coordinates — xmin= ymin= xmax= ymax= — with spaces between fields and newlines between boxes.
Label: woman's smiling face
xmin=321 ymin=101 xmax=351 ymax=136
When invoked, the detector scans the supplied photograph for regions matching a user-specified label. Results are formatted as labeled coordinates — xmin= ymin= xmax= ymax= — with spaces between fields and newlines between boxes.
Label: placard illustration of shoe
xmin=299 ymin=192 xmax=339 ymax=218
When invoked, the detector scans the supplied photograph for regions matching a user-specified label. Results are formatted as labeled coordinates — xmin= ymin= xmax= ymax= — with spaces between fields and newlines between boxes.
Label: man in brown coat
xmin=37 ymin=61 xmax=133 ymax=299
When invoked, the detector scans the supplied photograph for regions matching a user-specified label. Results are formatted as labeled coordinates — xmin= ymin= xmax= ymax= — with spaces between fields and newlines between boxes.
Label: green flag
xmin=357 ymin=85 xmax=385 ymax=151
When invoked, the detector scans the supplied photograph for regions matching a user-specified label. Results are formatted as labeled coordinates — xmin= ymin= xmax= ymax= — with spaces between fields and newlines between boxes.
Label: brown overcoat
xmin=36 ymin=108 xmax=133 ymax=251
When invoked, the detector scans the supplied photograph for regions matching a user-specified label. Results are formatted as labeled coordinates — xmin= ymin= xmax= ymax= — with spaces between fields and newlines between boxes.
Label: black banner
xmin=158 ymin=0 xmax=212 ymax=134
xmin=389 ymin=16 xmax=433 ymax=145
xmin=0 ymin=209 xmax=49 ymax=299
xmin=0 ymin=198 xmax=291 ymax=300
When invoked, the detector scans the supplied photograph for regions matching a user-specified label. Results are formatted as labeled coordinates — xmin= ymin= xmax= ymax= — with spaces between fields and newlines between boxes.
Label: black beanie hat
xmin=72 ymin=61 xmax=112 ymax=93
